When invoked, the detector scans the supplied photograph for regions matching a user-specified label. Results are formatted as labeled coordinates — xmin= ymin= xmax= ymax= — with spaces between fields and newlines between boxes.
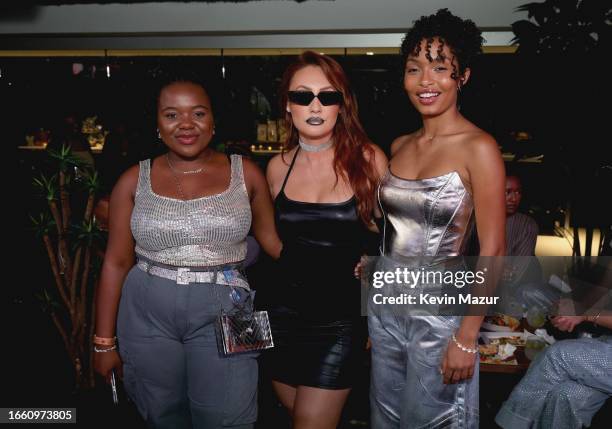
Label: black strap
xmin=279 ymin=147 xmax=300 ymax=196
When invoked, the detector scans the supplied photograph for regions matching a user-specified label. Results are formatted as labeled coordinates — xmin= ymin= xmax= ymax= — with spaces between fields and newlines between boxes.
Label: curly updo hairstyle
xmin=400 ymin=8 xmax=484 ymax=80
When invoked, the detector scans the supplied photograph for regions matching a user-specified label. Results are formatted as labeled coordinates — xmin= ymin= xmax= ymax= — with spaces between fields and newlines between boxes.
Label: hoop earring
xmin=157 ymin=128 xmax=161 ymax=139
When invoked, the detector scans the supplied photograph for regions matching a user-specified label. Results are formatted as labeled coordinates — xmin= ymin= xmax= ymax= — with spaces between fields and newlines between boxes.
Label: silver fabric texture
xmin=369 ymin=301 xmax=479 ymax=428
xmin=131 ymin=155 xmax=251 ymax=267
xmin=496 ymin=336 xmax=612 ymax=429
xmin=378 ymin=170 xmax=474 ymax=261
xmin=370 ymin=171 xmax=479 ymax=428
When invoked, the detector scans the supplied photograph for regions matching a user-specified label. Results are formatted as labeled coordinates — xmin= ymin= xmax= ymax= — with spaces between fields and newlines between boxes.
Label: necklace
xmin=421 ymin=130 xmax=435 ymax=141
xmin=166 ymin=153 xmax=205 ymax=174
xmin=166 ymin=156 xmax=188 ymax=200
xmin=298 ymin=138 xmax=334 ymax=152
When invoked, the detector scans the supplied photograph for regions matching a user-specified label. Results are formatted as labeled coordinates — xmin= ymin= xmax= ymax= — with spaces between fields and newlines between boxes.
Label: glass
xmin=526 ymin=306 xmax=546 ymax=329
xmin=524 ymin=337 xmax=547 ymax=361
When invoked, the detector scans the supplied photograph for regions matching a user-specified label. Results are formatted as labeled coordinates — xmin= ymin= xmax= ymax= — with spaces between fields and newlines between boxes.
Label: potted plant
xmin=32 ymin=145 xmax=105 ymax=389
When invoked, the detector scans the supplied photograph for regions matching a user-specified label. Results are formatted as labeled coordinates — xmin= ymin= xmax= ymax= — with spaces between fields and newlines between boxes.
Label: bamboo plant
xmin=32 ymin=145 xmax=105 ymax=389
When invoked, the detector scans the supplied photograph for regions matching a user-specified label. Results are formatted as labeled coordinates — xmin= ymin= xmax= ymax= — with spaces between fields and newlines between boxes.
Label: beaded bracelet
xmin=94 ymin=345 xmax=117 ymax=353
xmin=451 ymin=334 xmax=478 ymax=354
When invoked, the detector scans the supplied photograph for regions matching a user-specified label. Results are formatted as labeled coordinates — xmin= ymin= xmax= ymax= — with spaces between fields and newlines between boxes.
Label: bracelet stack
xmin=451 ymin=334 xmax=478 ymax=354
xmin=93 ymin=335 xmax=117 ymax=353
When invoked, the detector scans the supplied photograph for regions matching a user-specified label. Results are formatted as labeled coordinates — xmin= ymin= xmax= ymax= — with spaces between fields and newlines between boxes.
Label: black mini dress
xmin=264 ymin=147 xmax=370 ymax=389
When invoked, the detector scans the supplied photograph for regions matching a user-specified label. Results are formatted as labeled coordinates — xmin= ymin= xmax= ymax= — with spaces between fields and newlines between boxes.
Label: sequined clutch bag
xmin=218 ymin=310 xmax=274 ymax=355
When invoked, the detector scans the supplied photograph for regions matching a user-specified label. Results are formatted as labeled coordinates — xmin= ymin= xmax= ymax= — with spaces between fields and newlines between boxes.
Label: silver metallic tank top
xmin=131 ymin=155 xmax=251 ymax=267
xmin=378 ymin=170 xmax=474 ymax=260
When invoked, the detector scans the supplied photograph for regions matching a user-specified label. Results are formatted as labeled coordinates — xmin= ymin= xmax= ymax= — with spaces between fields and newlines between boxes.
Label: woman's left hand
xmin=353 ymin=258 xmax=363 ymax=279
xmin=441 ymin=335 xmax=477 ymax=384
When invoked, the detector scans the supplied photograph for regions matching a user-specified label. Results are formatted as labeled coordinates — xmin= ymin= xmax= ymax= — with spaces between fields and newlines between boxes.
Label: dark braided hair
xmin=400 ymin=8 xmax=484 ymax=80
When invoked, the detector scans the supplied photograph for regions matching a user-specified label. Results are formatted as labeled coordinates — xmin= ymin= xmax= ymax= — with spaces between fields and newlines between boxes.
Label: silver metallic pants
xmin=367 ymin=257 xmax=479 ymax=428
xmin=496 ymin=336 xmax=612 ymax=429
xmin=368 ymin=312 xmax=479 ymax=428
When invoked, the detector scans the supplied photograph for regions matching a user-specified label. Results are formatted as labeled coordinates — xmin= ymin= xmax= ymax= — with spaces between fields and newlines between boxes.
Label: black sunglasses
xmin=287 ymin=91 xmax=343 ymax=106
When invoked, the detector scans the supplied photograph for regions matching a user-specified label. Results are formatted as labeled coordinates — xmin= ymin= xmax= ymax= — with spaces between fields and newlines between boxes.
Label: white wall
xmin=0 ymin=0 xmax=528 ymax=34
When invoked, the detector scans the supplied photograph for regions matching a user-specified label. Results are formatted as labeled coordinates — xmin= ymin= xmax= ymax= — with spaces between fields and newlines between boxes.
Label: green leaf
xmin=32 ymin=174 xmax=57 ymax=201
xmin=48 ymin=144 xmax=84 ymax=172
xmin=30 ymin=212 xmax=56 ymax=236
xmin=80 ymin=170 xmax=101 ymax=193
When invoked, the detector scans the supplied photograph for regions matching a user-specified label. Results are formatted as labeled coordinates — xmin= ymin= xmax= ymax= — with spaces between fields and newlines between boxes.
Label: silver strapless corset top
xmin=377 ymin=170 xmax=474 ymax=261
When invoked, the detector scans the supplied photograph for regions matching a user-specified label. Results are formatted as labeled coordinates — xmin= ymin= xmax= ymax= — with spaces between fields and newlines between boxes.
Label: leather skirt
xmin=263 ymin=309 xmax=367 ymax=390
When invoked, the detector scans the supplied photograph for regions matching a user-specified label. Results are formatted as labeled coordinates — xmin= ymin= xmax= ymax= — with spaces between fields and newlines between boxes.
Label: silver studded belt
xmin=136 ymin=260 xmax=249 ymax=289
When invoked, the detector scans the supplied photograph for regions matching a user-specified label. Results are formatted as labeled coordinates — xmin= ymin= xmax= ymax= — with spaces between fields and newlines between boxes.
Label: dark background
xmin=4 ymin=51 xmax=611 ymax=427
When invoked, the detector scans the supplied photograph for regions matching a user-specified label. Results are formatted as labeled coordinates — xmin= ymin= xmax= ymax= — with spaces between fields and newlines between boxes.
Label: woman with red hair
xmin=265 ymin=51 xmax=387 ymax=428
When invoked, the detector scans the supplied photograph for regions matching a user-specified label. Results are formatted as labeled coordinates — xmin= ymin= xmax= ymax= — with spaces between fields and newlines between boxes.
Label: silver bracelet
xmin=451 ymin=334 xmax=478 ymax=354
xmin=94 ymin=345 xmax=117 ymax=353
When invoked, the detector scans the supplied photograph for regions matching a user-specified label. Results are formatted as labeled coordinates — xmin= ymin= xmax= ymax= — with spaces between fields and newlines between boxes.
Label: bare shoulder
xmin=266 ymin=149 xmax=295 ymax=186
xmin=112 ymin=163 xmax=140 ymax=199
xmin=363 ymin=142 xmax=386 ymax=160
xmin=461 ymin=129 xmax=502 ymax=164
xmin=241 ymin=156 xmax=262 ymax=175
xmin=458 ymin=129 xmax=505 ymax=186
xmin=364 ymin=143 xmax=389 ymax=177
xmin=390 ymin=133 xmax=417 ymax=156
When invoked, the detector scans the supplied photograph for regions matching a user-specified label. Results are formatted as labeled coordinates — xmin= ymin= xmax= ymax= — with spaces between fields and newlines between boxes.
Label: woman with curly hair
xmin=368 ymin=9 xmax=505 ymax=428
xmin=265 ymin=51 xmax=387 ymax=429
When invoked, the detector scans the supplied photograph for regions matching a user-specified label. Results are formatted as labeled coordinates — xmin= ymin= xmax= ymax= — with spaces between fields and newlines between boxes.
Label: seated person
xmin=496 ymin=300 xmax=612 ymax=429
xmin=492 ymin=174 xmax=557 ymax=315
xmin=467 ymin=173 xmax=538 ymax=256
xmin=505 ymin=173 xmax=538 ymax=256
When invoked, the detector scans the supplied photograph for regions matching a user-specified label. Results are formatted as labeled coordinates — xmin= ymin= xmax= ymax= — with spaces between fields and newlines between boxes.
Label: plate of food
xmin=479 ymin=331 xmax=526 ymax=347
xmin=482 ymin=313 xmax=521 ymax=332
xmin=479 ymin=342 xmax=519 ymax=365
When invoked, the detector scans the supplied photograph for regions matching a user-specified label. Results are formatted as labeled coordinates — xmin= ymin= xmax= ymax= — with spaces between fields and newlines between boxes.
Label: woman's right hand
xmin=94 ymin=349 xmax=123 ymax=384
xmin=551 ymin=315 xmax=586 ymax=332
